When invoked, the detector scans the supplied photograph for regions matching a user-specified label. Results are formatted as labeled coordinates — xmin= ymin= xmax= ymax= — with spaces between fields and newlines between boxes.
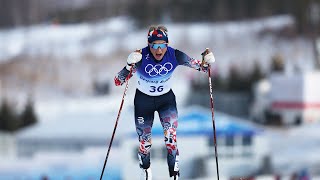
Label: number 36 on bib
xmin=149 ymin=86 xmax=164 ymax=93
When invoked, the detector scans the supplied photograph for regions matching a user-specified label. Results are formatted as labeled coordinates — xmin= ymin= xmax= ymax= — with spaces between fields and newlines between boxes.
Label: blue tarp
xmin=149 ymin=106 xmax=262 ymax=137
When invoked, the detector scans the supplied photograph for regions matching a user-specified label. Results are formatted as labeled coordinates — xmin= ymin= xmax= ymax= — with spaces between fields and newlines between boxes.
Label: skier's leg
xmin=157 ymin=91 xmax=180 ymax=177
xmin=134 ymin=90 xmax=155 ymax=170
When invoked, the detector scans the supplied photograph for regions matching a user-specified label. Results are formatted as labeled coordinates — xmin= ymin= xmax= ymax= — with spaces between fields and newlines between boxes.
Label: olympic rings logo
xmin=145 ymin=62 xmax=173 ymax=77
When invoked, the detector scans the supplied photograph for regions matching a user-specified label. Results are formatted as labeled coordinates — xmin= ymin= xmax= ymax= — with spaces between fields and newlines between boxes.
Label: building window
xmin=226 ymin=136 xmax=234 ymax=146
xmin=133 ymin=147 xmax=167 ymax=161
xmin=151 ymin=147 xmax=167 ymax=160
xmin=208 ymin=135 xmax=255 ymax=159
xmin=162 ymin=147 xmax=167 ymax=159
xmin=242 ymin=136 xmax=252 ymax=146
xmin=208 ymin=136 xmax=225 ymax=147
xmin=242 ymin=149 xmax=253 ymax=157
xmin=133 ymin=148 xmax=138 ymax=162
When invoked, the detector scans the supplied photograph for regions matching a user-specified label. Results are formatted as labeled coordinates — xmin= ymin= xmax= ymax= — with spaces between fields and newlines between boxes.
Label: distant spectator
xmin=274 ymin=174 xmax=281 ymax=180
xmin=41 ymin=175 xmax=49 ymax=180
xmin=299 ymin=169 xmax=310 ymax=180
xmin=290 ymin=172 xmax=298 ymax=180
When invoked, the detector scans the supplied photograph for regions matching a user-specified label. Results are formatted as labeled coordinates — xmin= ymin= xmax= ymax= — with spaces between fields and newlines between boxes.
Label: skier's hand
xmin=202 ymin=48 xmax=215 ymax=65
xmin=127 ymin=50 xmax=142 ymax=65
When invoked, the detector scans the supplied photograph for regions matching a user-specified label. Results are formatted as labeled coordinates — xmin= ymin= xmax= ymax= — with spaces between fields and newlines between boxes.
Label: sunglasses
xmin=149 ymin=43 xmax=168 ymax=49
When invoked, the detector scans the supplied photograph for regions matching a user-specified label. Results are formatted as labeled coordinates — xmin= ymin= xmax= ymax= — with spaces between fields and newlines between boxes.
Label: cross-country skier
xmin=114 ymin=25 xmax=215 ymax=180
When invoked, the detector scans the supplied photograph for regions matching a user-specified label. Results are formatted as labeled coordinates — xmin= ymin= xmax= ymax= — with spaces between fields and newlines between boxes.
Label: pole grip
xmin=201 ymin=48 xmax=210 ymax=58
xmin=201 ymin=48 xmax=210 ymax=67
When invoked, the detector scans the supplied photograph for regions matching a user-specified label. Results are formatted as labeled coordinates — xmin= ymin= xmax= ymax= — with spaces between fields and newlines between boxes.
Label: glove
xmin=204 ymin=51 xmax=215 ymax=64
xmin=127 ymin=51 xmax=142 ymax=65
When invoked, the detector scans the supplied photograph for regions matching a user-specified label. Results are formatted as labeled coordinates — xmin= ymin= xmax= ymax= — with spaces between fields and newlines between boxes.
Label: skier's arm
xmin=114 ymin=51 xmax=142 ymax=86
xmin=175 ymin=49 xmax=208 ymax=72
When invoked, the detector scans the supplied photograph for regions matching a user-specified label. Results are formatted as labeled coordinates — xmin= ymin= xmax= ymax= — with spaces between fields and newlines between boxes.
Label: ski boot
xmin=170 ymin=171 xmax=179 ymax=180
xmin=140 ymin=167 xmax=152 ymax=180
xmin=170 ymin=175 xmax=179 ymax=180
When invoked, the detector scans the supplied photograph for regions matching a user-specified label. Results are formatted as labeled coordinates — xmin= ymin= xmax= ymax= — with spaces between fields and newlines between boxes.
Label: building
xmin=122 ymin=106 xmax=268 ymax=180
xmin=16 ymin=97 xmax=135 ymax=157
xmin=250 ymin=71 xmax=320 ymax=125
xmin=12 ymin=99 xmax=320 ymax=179
xmin=15 ymin=99 xmax=268 ymax=179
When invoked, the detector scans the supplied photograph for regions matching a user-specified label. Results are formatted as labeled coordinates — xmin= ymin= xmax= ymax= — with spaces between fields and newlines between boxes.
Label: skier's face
xmin=149 ymin=40 xmax=168 ymax=61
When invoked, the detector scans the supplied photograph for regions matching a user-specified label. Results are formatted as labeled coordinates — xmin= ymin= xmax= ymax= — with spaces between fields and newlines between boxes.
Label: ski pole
xmin=202 ymin=48 xmax=220 ymax=180
xmin=99 ymin=56 xmax=137 ymax=180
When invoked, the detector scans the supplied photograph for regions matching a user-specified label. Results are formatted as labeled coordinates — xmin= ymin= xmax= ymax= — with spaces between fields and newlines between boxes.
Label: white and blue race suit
xmin=136 ymin=46 xmax=178 ymax=96
xmin=115 ymin=46 xmax=207 ymax=177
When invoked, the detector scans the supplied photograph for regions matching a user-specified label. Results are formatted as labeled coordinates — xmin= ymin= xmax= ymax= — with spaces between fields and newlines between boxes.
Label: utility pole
xmin=0 ymin=79 xmax=2 ymax=100
xmin=309 ymin=0 xmax=320 ymax=69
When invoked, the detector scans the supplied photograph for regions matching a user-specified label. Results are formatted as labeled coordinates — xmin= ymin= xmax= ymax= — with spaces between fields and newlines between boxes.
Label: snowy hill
xmin=0 ymin=15 xmax=313 ymax=71
xmin=0 ymin=15 xmax=315 ymax=102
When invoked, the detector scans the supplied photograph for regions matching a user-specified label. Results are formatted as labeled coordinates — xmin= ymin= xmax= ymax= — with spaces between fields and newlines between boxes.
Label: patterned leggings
xmin=134 ymin=89 xmax=179 ymax=177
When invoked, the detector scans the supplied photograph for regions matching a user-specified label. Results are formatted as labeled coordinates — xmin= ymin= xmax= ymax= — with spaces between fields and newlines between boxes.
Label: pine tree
xmin=250 ymin=61 xmax=265 ymax=83
xmin=0 ymin=99 xmax=19 ymax=132
xmin=20 ymin=98 xmax=37 ymax=128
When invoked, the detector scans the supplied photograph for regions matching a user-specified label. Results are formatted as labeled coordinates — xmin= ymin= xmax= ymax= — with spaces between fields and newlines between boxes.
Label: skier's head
xmin=147 ymin=25 xmax=168 ymax=61
xmin=148 ymin=25 xmax=168 ymax=43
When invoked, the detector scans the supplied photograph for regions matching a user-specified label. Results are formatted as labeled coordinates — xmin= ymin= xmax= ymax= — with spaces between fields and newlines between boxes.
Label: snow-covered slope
xmin=0 ymin=15 xmax=314 ymax=73
xmin=0 ymin=15 xmax=315 ymax=104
